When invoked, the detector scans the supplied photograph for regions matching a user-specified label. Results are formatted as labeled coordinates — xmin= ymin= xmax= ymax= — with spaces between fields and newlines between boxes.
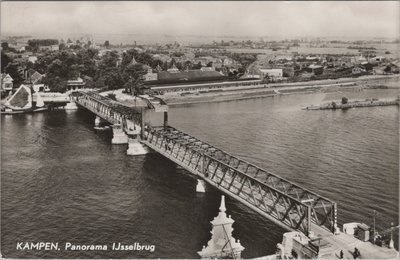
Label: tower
xmin=198 ymin=195 xmax=244 ymax=259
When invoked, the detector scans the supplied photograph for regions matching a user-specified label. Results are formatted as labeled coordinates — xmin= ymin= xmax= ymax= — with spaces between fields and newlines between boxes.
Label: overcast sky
xmin=1 ymin=1 xmax=399 ymax=39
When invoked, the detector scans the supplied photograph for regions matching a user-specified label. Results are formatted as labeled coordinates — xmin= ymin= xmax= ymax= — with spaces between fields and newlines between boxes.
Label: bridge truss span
xmin=74 ymin=91 xmax=143 ymax=127
xmin=143 ymin=126 xmax=337 ymax=235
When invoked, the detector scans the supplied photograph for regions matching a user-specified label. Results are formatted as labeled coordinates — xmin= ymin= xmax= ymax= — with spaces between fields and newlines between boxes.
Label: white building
xmin=143 ymin=68 xmax=158 ymax=81
xmin=1 ymin=74 xmax=14 ymax=93
xmin=258 ymin=68 xmax=283 ymax=79
xmin=32 ymin=84 xmax=50 ymax=92
xmin=28 ymin=56 xmax=38 ymax=64
xmin=66 ymin=77 xmax=85 ymax=92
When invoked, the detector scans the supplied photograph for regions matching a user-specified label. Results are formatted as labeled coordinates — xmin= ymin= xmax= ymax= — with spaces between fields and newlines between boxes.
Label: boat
xmin=1 ymin=85 xmax=48 ymax=115
xmin=4 ymin=84 xmax=33 ymax=111
xmin=1 ymin=108 xmax=25 ymax=115
xmin=94 ymin=125 xmax=111 ymax=131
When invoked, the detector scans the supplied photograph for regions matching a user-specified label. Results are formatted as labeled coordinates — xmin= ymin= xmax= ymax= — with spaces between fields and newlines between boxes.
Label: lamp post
xmin=373 ymin=210 xmax=376 ymax=244
xmin=389 ymin=222 xmax=394 ymax=249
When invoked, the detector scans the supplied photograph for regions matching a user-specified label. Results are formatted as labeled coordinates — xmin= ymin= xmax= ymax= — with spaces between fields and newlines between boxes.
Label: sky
xmin=1 ymin=1 xmax=399 ymax=39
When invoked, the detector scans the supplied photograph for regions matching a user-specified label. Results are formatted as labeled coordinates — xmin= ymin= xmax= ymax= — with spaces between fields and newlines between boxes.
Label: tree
xmin=1 ymin=42 xmax=9 ymax=50
xmin=104 ymin=40 xmax=110 ymax=48
xmin=4 ymin=62 xmax=24 ymax=87
xmin=1 ymin=51 xmax=11 ymax=72
xmin=341 ymin=97 xmax=348 ymax=104
xmin=42 ymin=75 xmax=67 ymax=92
xmin=59 ymin=43 xmax=66 ymax=51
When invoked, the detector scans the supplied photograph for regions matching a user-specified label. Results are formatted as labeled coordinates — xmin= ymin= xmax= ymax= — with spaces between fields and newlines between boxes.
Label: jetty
xmin=304 ymin=97 xmax=399 ymax=110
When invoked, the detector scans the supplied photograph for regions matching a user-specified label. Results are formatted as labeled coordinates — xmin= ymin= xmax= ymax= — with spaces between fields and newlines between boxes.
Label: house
xmin=30 ymin=71 xmax=44 ymax=84
xmin=307 ymin=64 xmax=324 ymax=75
xmin=143 ymin=68 xmax=158 ymax=81
xmin=360 ymin=62 xmax=374 ymax=72
xmin=352 ymin=66 xmax=366 ymax=74
xmin=306 ymin=56 xmax=319 ymax=61
xmin=23 ymin=69 xmax=43 ymax=84
xmin=373 ymin=56 xmax=385 ymax=63
xmin=28 ymin=56 xmax=38 ymax=64
xmin=1 ymin=74 xmax=14 ymax=94
xmin=32 ymin=84 xmax=50 ymax=92
xmin=66 ymin=77 xmax=85 ymax=91
xmin=167 ymin=64 xmax=180 ymax=73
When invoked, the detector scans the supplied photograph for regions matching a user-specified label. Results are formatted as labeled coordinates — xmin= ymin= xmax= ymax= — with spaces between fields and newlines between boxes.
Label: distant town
xmin=1 ymin=35 xmax=399 ymax=102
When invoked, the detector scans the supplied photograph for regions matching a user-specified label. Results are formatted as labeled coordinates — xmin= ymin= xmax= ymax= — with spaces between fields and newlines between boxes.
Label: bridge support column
xmin=65 ymin=97 xmax=78 ymax=110
xmin=163 ymin=111 xmax=168 ymax=127
xmin=196 ymin=179 xmax=205 ymax=193
xmin=127 ymin=135 xmax=148 ymax=155
xmin=95 ymin=116 xmax=102 ymax=126
xmin=111 ymin=124 xmax=128 ymax=144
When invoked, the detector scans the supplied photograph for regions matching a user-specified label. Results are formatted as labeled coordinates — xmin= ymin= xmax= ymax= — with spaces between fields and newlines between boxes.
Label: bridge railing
xmin=143 ymin=126 xmax=338 ymax=235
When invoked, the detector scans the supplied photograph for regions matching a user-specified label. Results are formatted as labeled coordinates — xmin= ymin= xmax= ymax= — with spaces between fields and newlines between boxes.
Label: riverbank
xmin=160 ymin=75 xmax=399 ymax=106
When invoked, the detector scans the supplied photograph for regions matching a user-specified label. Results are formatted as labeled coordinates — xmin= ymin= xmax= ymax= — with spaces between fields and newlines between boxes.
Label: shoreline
xmin=161 ymin=75 xmax=399 ymax=106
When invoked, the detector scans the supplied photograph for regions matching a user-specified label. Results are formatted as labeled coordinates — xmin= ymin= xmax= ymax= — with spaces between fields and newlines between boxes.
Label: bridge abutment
xmin=111 ymin=124 xmax=128 ymax=144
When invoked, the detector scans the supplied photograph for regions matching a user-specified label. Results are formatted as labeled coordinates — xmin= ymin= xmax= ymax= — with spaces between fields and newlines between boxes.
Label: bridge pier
xmin=196 ymin=179 xmax=206 ymax=193
xmin=94 ymin=116 xmax=105 ymax=127
xmin=111 ymin=124 xmax=128 ymax=144
xmin=127 ymin=135 xmax=148 ymax=155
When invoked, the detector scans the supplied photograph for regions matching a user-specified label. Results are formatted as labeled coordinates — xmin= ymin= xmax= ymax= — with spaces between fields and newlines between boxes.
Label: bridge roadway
xmin=73 ymin=91 xmax=337 ymax=236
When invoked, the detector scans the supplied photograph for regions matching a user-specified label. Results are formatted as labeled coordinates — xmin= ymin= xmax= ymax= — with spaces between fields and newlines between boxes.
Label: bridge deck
xmin=143 ymin=126 xmax=337 ymax=235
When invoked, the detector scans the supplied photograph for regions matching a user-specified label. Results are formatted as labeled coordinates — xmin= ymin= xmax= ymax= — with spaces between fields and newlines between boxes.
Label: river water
xmin=1 ymin=89 xmax=398 ymax=258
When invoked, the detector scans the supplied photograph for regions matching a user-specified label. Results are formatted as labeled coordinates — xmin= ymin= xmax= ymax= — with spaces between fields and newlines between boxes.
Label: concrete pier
xmin=94 ymin=116 xmax=102 ymax=126
xmin=64 ymin=100 xmax=78 ymax=110
xmin=127 ymin=136 xmax=148 ymax=155
xmin=111 ymin=124 xmax=128 ymax=144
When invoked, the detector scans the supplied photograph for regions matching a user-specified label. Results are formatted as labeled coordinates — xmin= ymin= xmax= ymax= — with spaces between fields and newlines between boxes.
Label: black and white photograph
xmin=0 ymin=1 xmax=399 ymax=259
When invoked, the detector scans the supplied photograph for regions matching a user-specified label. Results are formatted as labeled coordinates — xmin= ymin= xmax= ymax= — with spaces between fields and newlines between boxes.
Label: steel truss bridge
xmin=143 ymin=126 xmax=337 ymax=235
xmin=74 ymin=91 xmax=337 ymax=236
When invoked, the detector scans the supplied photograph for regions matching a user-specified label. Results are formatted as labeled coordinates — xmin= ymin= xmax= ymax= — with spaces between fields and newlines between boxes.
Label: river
xmin=1 ymin=88 xmax=398 ymax=258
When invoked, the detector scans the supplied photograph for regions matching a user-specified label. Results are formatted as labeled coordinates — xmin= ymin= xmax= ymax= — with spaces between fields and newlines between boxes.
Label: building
xmin=28 ymin=56 xmax=38 ymax=64
xmin=1 ymin=74 xmax=14 ymax=94
xmin=38 ymin=45 xmax=59 ymax=51
xmin=144 ymin=68 xmax=226 ymax=85
xmin=258 ymin=68 xmax=284 ymax=80
xmin=32 ymin=84 xmax=50 ymax=92
xmin=307 ymin=64 xmax=324 ymax=75
xmin=66 ymin=77 xmax=85 ymax=91
xmin=144 ymin=68 xmax=158 ymax=81
xmin=200 ymin=66 xmax=215 ymax=72
xmin=30 ymin=71 xmax=43 ymax=84
xmin=167 ymin=64 xmax=180 ymax=73
xmin=352 ymin=66 xmax=366 ymax=74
